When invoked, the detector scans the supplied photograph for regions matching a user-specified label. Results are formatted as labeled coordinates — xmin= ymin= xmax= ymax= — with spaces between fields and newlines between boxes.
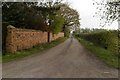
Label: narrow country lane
xmin=3 ymin=38 xmax=118 ymax=78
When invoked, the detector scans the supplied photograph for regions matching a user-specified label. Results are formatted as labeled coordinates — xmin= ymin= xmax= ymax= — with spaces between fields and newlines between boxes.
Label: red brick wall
xmin=51 ymin=32 xmax=64 ymax=41
xmin=6 ymin=25 xmax=17 ymax=53
xmin=6 ymin=25 xmax=64 ymax=53
xmin=16 ymin=29 xmax=48 ymax=51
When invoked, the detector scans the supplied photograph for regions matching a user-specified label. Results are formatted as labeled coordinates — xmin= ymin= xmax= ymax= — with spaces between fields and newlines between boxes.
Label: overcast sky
xmin=66 ymin=0 xmax=118 ymax=30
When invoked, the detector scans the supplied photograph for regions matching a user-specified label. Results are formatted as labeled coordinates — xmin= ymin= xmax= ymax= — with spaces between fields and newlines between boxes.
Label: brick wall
xmin=16 ymin=29 xmax=48 ymax=51
xmin=6 ymin=25 xmax=64 ymax=53
xmin=6 ymin=25 xmax=17 ymax=53
xmin=51 ymin=32 xmax=64 ymax=41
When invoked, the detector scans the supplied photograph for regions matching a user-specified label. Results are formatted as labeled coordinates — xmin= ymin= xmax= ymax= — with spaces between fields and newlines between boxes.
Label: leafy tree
xmin=2 ymin=2 xmax=41 ymax=28
xmin=34 ymin=0 xmax=64 ymax=42
xmin=2 ymin=1 xmax=64 ymax=31
xmin=59 ymin=4 xmax=80 ymax=35
xmin=49 ymin=13 xmax=64 ymax=34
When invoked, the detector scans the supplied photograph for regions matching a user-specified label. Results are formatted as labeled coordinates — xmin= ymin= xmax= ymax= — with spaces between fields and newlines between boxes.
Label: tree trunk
xmin=48 ymin=32 xmax=51 ymax=43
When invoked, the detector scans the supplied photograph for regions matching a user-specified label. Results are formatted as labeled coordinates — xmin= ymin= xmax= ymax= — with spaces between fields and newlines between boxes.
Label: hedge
xmin=78 ymin=30 xmax=118 ymax=54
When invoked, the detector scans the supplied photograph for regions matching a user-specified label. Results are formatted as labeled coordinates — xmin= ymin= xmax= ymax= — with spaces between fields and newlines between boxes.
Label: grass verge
xmin=0 ymin=55 xmax=2 ymax=63
xmin=76 ymin=37 xmax=119 ymax=69
xmin=3 ymin=37 xmax=67 ymax=63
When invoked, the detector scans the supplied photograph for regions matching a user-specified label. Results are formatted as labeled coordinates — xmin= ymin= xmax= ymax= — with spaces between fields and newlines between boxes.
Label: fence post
xmin=6 ymin=25 xmax=17 ymax=53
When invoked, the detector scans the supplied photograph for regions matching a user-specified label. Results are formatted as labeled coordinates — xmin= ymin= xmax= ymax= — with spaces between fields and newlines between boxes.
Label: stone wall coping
xmin=7 ymin=25 xmax=16 ymax=29
xmin=16 ymin=28 xmax=43 ymax=32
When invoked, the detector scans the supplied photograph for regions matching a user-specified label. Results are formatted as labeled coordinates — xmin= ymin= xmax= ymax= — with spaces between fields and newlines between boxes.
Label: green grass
xmin=76 ymin=37 xmax=119 ymax=69
xmin=3 ymin=37 xmax=67 ymax=63
xmin=0 ymin=55 xmax=2 ymax=63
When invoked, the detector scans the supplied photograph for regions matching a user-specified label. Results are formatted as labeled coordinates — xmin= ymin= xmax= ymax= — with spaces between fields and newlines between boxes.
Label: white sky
xmin=66 ymin=0 xmax=118 ymax=30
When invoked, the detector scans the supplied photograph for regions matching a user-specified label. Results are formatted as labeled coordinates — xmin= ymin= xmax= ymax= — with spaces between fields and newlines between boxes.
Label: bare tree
xmin=93 ymin=0 xmax=120 ymax=27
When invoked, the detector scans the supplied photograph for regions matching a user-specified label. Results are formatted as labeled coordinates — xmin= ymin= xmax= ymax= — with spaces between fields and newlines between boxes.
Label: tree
xmin=33 ymin=0 xmax=65 ymax=42
xmin=2 ymin=2 xmax=43 ymax=29
xmin=49 ymin=13 xmax=64 ymax=34
xmin=59 ymin=4 xmax=80 ymax=35
xmin=93 ymin=0 xmax=120 ymax=27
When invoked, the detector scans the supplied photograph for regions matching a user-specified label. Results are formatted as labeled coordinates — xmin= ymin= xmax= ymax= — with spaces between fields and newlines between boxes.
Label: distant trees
xmin=79 ymin=28 xmax=116 ymax=33
xmin=80 ymin=28 xmax=91 ymax=33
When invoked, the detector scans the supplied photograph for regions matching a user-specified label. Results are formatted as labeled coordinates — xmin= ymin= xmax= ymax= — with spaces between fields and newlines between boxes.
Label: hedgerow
xmin=78 ymin=30 xmax=118 ymax=54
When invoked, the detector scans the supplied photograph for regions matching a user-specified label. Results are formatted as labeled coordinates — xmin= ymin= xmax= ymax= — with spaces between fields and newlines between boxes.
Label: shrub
xmin=79 ymin=30 xmax=118 ymax=54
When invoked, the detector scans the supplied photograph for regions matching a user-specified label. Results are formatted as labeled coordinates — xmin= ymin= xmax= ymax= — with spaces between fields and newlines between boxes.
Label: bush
xmin=79 ymin=30 xmax=118 ymax=54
